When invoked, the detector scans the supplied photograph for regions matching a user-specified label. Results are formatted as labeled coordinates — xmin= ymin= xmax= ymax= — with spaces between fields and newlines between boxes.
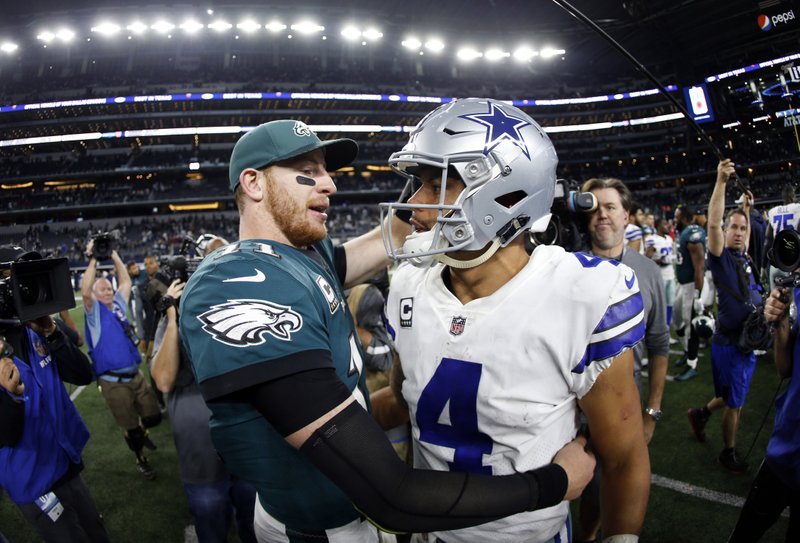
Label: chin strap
xmin=436 ymin=238 xmax=502 ymax=269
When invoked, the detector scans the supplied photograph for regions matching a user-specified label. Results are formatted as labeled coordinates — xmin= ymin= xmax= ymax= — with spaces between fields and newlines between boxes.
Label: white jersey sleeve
xmin=386 ymin=246 xmax=644 ymax=543
xmin=625 ymin=223 xmax=643 ymax=243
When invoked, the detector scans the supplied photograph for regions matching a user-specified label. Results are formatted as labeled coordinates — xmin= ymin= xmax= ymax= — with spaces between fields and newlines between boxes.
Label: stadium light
xmin=362 ymin=28 xmax=383 ymax=41
xmin=265 ymin=20 xmax=287 ymax=32
xmin=456 ymin=47 xmax=482 ymax=61
xmin=36 ymin=31 xmax=56 ymax=43
xmin=401 ymin=36 xmax=422 ymax=50
xmin=236 ymin=20 xmax=261 ymax=33
xmin=151 ymin=20 xmax=176 ymax=34
xmin=0 ymin=42 xmax=18 ymax=54
xmin=341 ymin=25 xmax=361 ymax=41
xmin=513 ymin=46 xmax=538 ymax=62
xmin=208 ymin=20 xmax=233 ymax=32
xmin=91 ymin=22 xmax=121 ymax=36
xmin=126 ymin=21 xmax=148 ymax=34
xmin=424 ymin=38 xmax=445 ymax=53
xmin=56 ymin=29 xmax=75 ymax=42
xmin=484 ymin=48 xmax=509 ymax=62
xmin=38 ymin=29 xmax=75 ymax=43
xmin=179 ymin=19 xmax=204 ymax=34
xmin=291 ymin=21 xmax=324 ymax=34
xmin=540 ymin=47 xmax=565 ymax=59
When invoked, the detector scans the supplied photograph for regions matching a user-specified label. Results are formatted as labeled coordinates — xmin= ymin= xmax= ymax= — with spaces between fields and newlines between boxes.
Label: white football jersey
xmin=768 ymin=203 xmax=800 ymax=234
xmin=625 ymin=223 xmax=644 ymax=254
xmin=387 ymin=245 xmax=645 ymax=543
xmin=647 ymin=233 xmax=676 ymax=283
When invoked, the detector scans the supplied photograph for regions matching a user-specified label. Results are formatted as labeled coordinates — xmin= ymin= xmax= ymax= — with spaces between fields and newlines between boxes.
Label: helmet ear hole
xmin=495 ymin=190 xmax=527 ymax=209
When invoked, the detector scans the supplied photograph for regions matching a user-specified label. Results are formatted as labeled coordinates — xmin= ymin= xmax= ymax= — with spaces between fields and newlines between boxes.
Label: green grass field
xmin=0 ymin=306 xmax=791 ymax=542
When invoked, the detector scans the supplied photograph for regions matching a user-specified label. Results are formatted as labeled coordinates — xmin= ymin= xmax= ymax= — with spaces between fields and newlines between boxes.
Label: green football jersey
xmin=675 ymin=224 xmax=706 ymax=285
xmin=180 ymin=238 xmax=369 ymax=531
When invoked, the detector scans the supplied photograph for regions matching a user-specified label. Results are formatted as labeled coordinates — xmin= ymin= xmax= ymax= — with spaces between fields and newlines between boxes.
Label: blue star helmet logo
xmin=459 ymin=102 xmax=533 ymax=159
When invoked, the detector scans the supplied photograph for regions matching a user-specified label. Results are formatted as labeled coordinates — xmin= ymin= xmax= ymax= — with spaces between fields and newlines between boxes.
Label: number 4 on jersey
xmin=415 ymin=358 xmax=493 ymax=475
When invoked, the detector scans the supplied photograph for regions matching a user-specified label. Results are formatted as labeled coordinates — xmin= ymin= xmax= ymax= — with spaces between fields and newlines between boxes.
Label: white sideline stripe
xmin=652 ymin=474 xmax=790 ymax=518
xmin=70 ymin=385 xmax=86 ymax=401
xmin=652 ymin=473 xmax=744 ymax=507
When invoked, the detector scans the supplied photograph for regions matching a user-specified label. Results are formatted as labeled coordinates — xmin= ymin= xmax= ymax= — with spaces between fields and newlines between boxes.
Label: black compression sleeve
xmin=244 ymin=366 xmax=354 ymax=437
xmin=333 ymin=244 xmax=347 ymax=285
xmin=300 ymin=401 xmax=568 ymax=534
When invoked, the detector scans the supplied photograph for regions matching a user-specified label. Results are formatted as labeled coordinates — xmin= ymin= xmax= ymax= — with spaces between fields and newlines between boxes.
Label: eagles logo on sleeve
xmin=198 ymin=299 xmax=303 ymax=347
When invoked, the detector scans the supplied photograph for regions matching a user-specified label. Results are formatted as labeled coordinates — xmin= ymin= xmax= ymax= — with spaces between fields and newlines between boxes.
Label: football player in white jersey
xmin=381 ymin=98 xmax=650 ymax=543
xmin=624 ymin=208 xmax=644 ymax=253
xmin=646 ymin=218 xmax=677 ymax=327
xmin=766 ymin=183 xmax=800 ymax=290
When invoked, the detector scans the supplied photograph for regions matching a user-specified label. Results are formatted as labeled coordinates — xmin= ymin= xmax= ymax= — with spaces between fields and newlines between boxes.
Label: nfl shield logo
xmin=450 ymin=316 xmax=467 ymax=336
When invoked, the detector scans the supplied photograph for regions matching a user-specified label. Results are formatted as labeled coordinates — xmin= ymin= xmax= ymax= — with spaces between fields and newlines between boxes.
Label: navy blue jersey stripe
xmin=593 ymin=292 xmax=644 ymax=334
xmin=573 ymin=318 xmax=645 ymax=373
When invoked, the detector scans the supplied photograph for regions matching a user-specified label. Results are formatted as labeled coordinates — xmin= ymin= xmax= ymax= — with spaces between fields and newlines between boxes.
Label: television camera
xmin=0 ymin=248 xmax=75 ymax=324
xmin=89 ymin=230 xmax=121 ymax=261
xmin=772 ymin=228 xmax=800 ymax=287
xmin=147 ymin=237 xmax=203 ymax=313
xmin=527 ymin=178 xmax=597 ymax=252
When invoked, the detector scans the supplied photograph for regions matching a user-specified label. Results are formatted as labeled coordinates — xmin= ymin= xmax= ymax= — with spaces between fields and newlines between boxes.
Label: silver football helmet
xmin=380 ymin=98 xmax=558 ymax=267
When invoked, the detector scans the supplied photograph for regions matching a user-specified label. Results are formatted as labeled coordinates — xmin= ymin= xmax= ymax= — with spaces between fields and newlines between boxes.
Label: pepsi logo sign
xmin=758 ymin=10 xmax=795 ymax=31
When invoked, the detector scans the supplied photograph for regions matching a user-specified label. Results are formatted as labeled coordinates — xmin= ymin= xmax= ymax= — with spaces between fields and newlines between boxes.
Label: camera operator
xmin=727 ymin=286 xmax=799 ymax=541
xmin=576 ymin=178 xmax=670 ymax=543
xmin=0 ymin=245 xmax=109 ymax=542
xmin=687 ymin=159 xmax=763 ymax=473
xmin=149 ymin=235 xmax=257 ymax=543
xmin=80 ymin=238 xmax=162 ymax=480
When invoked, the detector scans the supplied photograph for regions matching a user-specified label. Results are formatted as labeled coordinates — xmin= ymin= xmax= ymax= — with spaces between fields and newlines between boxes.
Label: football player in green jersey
xmin=179 ymin=120 xmax=596 ymax=542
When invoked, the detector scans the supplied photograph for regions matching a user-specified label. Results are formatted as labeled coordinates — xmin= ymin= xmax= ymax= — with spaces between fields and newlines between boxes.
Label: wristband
xmin=528 ymin=463 xmax=568 ymax=510
xmin=693 ymin=288 xmax=701 ymax=299
xmin=157 ymin=295 xmax=177 ymax=313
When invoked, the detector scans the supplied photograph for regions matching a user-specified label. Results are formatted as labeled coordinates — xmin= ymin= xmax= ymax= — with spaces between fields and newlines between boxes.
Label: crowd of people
xmin=1 ymin=99 xmax=797 ymax=543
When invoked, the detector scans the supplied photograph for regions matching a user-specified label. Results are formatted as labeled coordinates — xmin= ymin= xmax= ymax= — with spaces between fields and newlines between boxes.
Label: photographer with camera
xmin=149 ymin=235 xmax=258 ymax=543
xmin=687 ymin=159 xmax=764 ymax=474
xmin=81 ymin=237 xmax=162 ymax=480
xmin=726 ymin=284 xmax=799 ymax=541
xmin=0 ymin=245 xmax=109 ymax=542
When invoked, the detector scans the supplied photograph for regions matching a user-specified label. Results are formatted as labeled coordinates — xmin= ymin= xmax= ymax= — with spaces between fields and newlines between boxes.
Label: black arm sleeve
xmin=333 ymin=244 xmax=347 ymax=285
xmin=302 ymin=402 xmax=567 ymax=533
xmin=0 ymin=392 xmax=25 ymax=447
xmin=244 ymin=367 xmax=567 ymax=534
xmin=48 ymin=328 xmax=94 ymax=386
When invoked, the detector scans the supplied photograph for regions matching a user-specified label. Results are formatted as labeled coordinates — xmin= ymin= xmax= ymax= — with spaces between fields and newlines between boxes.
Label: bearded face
xmin=265 ymin=175 xmax=328 ymax=248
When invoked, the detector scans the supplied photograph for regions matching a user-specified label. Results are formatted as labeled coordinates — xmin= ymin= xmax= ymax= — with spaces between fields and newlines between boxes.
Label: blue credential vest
xmin=85 ymin=296 xmax=141 ymax=376
xmin=0 ymin=328 xmax=90 ymax=504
